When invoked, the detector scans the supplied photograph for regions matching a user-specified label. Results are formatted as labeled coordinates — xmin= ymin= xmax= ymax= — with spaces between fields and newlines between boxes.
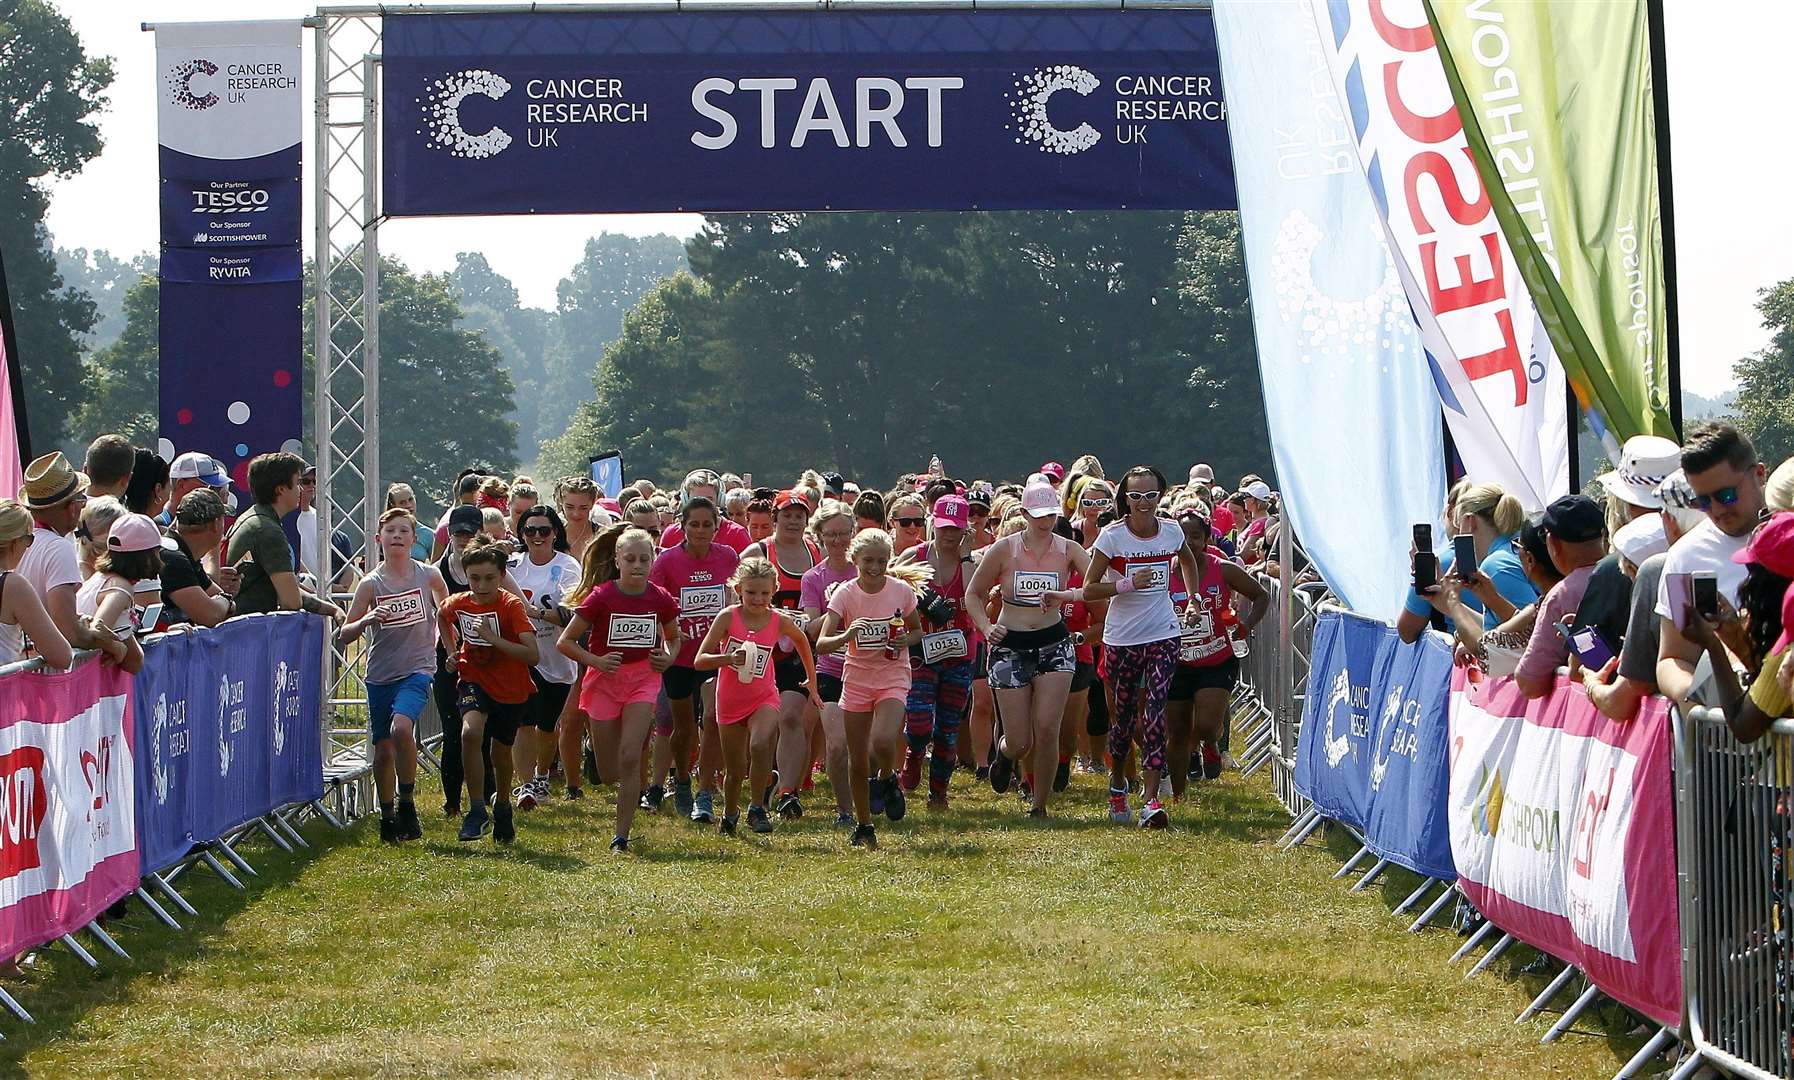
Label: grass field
xmin=6 ymin=767 xmax=1654 ymax=1078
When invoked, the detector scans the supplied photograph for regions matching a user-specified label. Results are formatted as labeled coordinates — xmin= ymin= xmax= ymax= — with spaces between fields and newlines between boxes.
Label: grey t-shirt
xmin=362 ymin=559 xmax=443 ymax=685
xmin=1618 ymin=553 xmax=1668 ymax=685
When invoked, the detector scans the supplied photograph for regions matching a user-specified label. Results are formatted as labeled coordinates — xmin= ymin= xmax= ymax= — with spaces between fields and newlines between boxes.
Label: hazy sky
xmin=46 ymin=1 xmax=1792 ymax=396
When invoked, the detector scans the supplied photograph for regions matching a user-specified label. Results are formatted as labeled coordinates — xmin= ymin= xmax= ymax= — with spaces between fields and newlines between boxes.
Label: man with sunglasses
xmin=1656 ymin=422 xmax=1771 ymax=707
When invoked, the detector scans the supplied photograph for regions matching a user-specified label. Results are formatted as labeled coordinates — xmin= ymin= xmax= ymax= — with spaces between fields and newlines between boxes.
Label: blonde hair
xmin=480 ymin=506 xmax=505 ymax=532
xmin=479 ymin=476 xmax=510 ymax=502
xmin=80 ymin=496 xmax=128 ymax=547
xmin=1455 ymin=483 xmax=1526 ymax=536
xmin=809 ymin=499 xmax=854 ymax=538
xmin=384 ymin=482 xmax=415 ymax=510
xmin=846 ymin=528 xmax=932 ymax=587
xmin=1069 ymin=454 xmax=1104 ymax=481
xmin=510 ymin=481 xmax=538 ymax=505
xmin=0 ymin=500 xmax=30 ymax=547
xmin=731 ymin=555 xmax=779 ymax=590
xmin=888 ymin=494 xmax=925 ymax=519
xmin=997 ymin=513 xmax=1028 ymax=539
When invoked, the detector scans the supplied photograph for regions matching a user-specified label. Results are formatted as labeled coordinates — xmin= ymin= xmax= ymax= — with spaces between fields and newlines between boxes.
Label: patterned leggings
xmin=904 ymin=658 xmax=975 ymax=797
xmin=1105 ymin=639 xmax=1178 ymax=773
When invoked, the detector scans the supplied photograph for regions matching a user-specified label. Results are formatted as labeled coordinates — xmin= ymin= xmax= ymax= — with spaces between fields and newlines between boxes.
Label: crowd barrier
xmin=0 ymin=612 xmax=334 ymax=1027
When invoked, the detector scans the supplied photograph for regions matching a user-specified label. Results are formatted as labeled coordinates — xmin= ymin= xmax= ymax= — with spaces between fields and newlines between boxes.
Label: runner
xmin=659 ymin=469 xmax=754 ymax=553
xmin=742 ymin=491 xmax=822 ymax=819
xmin=506 ymin=505 xmax=581 ymax=811
xmin=893 ymin=494 xmax=978 ymax=810
xmin=852 ymin=490 xmax=886 ymax=533
xmin=800 ymin=501 xmax=860 ymax=825
xmin=888 ymin=494 xmax=928 ymax=556
xmin=1165 ymin=501 xmax=1267 ymax=801
xmin=437 ymin=539 xmax=539 ymax=844
xmin=694 ymin=557 xmax=820 ymax=835
xmin=965 ymin=478 xmax=1090 ymax=817
xmin=556 ymin=476 xmax=602 ymax=558
xmin=745 ymin=497 xmax=775 ymax=544
xmin=816 ymin=529 xmax=927 ymax=849
xmin=339 ymin=507 xmax=449 ymax=842
xmin=1059 ymin=481 xmax=1113 ymax=783
xmin=648 ymin=496 xmax=739 ymax=822
xmin=557 ymin=524 xmax=681 ymax=853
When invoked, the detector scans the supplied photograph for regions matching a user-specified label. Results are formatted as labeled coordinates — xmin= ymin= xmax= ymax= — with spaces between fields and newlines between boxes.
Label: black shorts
xmin=662 ymin=663 xmax=716 ymax=702
xmin=816 ymin=672 xmax=843 ymax=704
xmin=774 ymin=654 xmax=809 ymax=694
xmin=988 ymin=623 xmax=1077 ymax=691
xmin=528 ymin=670 xmax=572 ymax=733
xmin=1168 ymin=657 xmax=1241 ymax=702
xmin=456 ymin=680 xmax=528 ymax=746
xmin=1070 ymin=659 xmax=1095 ymax=694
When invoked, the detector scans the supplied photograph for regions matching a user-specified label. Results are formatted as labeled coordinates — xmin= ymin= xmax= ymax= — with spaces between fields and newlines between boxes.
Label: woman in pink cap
xmin=74 ymin=511 xmax=160 ymax=674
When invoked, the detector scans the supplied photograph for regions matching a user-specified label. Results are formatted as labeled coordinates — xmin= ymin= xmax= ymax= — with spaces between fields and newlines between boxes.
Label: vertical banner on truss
xmin=156 ymin=20 xmax=304 ymax=486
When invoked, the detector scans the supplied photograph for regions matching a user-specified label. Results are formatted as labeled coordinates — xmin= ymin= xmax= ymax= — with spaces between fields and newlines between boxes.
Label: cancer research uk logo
xmin=1006 ymin=66 xmax=1102 ymax=155
xmin=166 ymin=59 xmax=220 ymax=111
xmin=420 ymin=69 xmax=514 ymax=159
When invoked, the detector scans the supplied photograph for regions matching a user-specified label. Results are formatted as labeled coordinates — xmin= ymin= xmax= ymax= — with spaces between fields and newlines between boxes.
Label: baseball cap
xmin=1039 ymin=461 xmax=1066 ymax=483
xmin=820 ymin=471 xmax=845 ymax=497
xmin=1541 ymin=494 xmax=1605 ymax=543
xmin=447 ymin=505 xmax=484 ymax=536
xmin=1211 ymin=503 xmax=1236 ymax=536
xmin=1021 ymin=478 xmax=1059 ymax=518
xmin=1189 ymin=463 xmax=1215 ymax=485
xmin=932 ymin=494 xmax=970 ymax=531
xmin=1596 ymin=435 xmax=1680 ymax=510
xmin=1733 ymin=511 xmax=1794 ymax=579
xmin=174 ymin=488 xmax=229 ymax=529
xmin=169 ymin=452 xmax=229 ymax=487
xmin=106 ymin=513 xmax=163 ymax=553
xmin=774 ymin=489 xmax=812 ymax=513
xmin=1244 ymin=480 xmax=1272 ymax=502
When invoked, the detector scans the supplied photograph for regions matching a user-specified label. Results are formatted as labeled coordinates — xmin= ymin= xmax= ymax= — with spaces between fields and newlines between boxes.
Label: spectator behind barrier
xmin=74 ymin=495 xmax=128 ymax=581
xmin=161 ymin=489 xmax=238 ymax=628
xmin=82 ymin=433 xmax=136 ymax=501
xmin=74 ymin=512 xmax=160 ymax=675
xmin=1577 ymin=436 xmax=1682 ymax=658
xmin=1412 ymin=482 xmax=1537 ymax=652
xmin=1514 ymin=495 xmax=1608 ymax=699
xmin=18 ymin=451 xmax=103 ymax=656
xmin=1582 ymin=470 xmax=1710 ymax=721
xmin=1399 ymin=478 xmax=1473 ymax=645
xmin=164 ymin=451 xmax=234 ymax=526
xmin=226 ymin=452 xmax=342 ymax=620
xmin=124 ymin=447 xmax=171 ymax=517
xmin=1684 ymin=511 xmax=1794 ymax=742
xmin=0 ymin=499 xmax=73 ymax=669
xmin=1657 ymin=423 xmax=1770 ymax=710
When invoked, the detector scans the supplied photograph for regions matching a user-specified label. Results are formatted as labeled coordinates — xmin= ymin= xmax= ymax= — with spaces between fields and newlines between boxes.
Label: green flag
xmin=1425 ymin=0 xmax=1675 ymax=445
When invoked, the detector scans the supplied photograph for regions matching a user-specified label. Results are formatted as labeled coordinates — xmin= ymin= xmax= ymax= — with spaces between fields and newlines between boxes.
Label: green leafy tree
xmin=449 ymin=252 xmax=553 ymax=466
xmin=55 ymin=247 xmax=155 ymax=348
xmin=1733 ymin=277 xmax=1794 ymax=467
xmin=71 ymin=273 xmax=157 ymax=444
xmin=1 ymin=0 xmax=114 ymax=450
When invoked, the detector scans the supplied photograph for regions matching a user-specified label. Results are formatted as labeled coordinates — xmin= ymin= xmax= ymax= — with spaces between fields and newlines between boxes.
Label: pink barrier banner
xmin=1448 ymin=668 xmax=1681 ymax=1028
xmin=0 ymin=659 xmax=138 ymax=960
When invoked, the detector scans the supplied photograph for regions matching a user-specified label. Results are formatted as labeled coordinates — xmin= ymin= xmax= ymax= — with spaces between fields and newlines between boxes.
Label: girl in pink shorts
xmin=695 ymin=558 xmax=818 ymax=836
xmin=817 ymin=529 xmax=928 ymax=850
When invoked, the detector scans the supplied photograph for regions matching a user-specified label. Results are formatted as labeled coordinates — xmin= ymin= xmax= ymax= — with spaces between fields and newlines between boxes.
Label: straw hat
xmin=21 ymin=451 xmax=88 ymax=511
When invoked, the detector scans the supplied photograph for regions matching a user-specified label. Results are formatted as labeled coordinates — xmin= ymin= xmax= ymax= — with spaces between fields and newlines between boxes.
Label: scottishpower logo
xmin=1006 ymin=65 xmax=1101 ymax=155
xmin=420 ymin=69 xmax=514 ymax=159
xmin=166 ymin=59 xmax=220 ymax=111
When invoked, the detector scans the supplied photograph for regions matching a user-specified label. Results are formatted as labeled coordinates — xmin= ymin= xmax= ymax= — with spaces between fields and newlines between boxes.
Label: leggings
xmin=433 ymin=664 xmax=494 ymax=806
xmin=1104 ymin=639 xmax=1178 ymax=773
xmin=904 ymin=658 xmax=975 ymax=797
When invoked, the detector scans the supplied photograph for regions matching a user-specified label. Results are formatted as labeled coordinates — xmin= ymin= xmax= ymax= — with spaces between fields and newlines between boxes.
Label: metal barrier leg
xmin=199 ymin=850 xmax=245 ymax=891
xmin=272 ymin=808 xmax=310 ymax=848
xmin=1613 ymin=1027 xmax=1676 ymax=1079
xmin=1275 ymin=807 xmax=1319 ymax=848
xmin=1516 ymin=962 xmax=1580 ymax=1023
xmin=149 ymin=871 xmax=199 ymax=915
xmin=1395 ymin=877 xmax=1439 ymax=915
xmin=134 ymin=886 xmax=181 ymax=930
xmin=1349 ymin=858 xmax=1391 ymax=893
xmin=0 ymin=985 xmax=34 ymax=1024
xmin=1280 ymin=810 xmax=1327 ymax=850
xmin=1540 ymin=983 xmax=1603 ymax=1044
xmin=1408 ymin=882 xmax=1460 ymax=933
xmin=58 ymin=933 xmax=99 ymax=969
xmin=1662 ymin=1050 xmax=1705 ymax=1080
xmin=85 ymin=922 xmax=129 ymax=961
xmin=257 ymin=817 xmax=295 ymax=853
xmin=215 ymin=836 xmax=258 ymax=878
xmin=1331 ymin=844 xmax=1373 ymax=880
xmin=1464 ymin=932 xmax=1516 ymax=978
xmin=309 ymin=798 xmax=346 ymax=830
xmin=1450 ymin=918 xmax=1501 ymax=964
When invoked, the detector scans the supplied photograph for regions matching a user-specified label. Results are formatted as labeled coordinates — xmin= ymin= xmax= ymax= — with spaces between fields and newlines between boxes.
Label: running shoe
xmin=988 ymin=751 xmax=1013 ymax=795
xmin=691 ymin=790 xmax=715 ymax=824
xmin=748 ymin=805 xmax=774 ymax=834
xmin=515 ymin=783 xmax=539 ymax=812
xmin=459 ymin=806 xmax=490 ymax=842
xmin=493 ymin=801 xmax=515 ymax=844
xmin=975 ymin=765 xmax=990 ymax=783
xmin=719 ymin=814 xmax=739 ymax=836
xmin=761 ymin=770 xmax=780 ymax=810
xmin=869 ymin=775 xmax=887 ymax=817
xmin=1027 ymin=805 xmax=1048 ymax=820
xmin=396 ymin=800 xmax=422 ymax=841
xmin=1202 ymin=744 xmax=1224 ymax=780
xmin=1220 ymin=751 xmax=1240 ymax=771
xmin=442 ymin=800 xmax=460 ymax=819
xmin=672 ymin=778 xmax=694 ymax=818
xmin=927 ymin=794 xmax=949 ymax=812
xmin=1158 ymin=776 xmax=1173 ymax=802
xmin=834 ymin=811 xmax=856 ymax=828
xmin=641 ymin=784 xmax=666 ymax=812
xmin=609 ymin=835 xmax=629 ymax=854
xmin=900 ymin=749 xmax=923 ymax=793
xmin=378 ymin=815 xmax=398 ymax=844
xmin=1053 ymin=759 xmax=1071 ymax=793
xmin=1108 ymin=787 xmax=1130 ymax=824
xmin=564 ymin=785 xmax=583 ymax=801
xmin=885 ymin=776 xmax=906 ymax=822
xmin=850 ymin=823 xmax=877 ymax=849
xmin=1138 ymin=799 xmax=1169 ymax=830
xmin=1018 ymin=779 xmax=1033 ymax=803
xmin=775 ymin=790 xmax=803 ymax=820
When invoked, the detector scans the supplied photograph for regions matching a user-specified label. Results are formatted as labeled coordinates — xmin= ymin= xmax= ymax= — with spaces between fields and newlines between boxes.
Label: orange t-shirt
xmin=441 ymin=590 xmax=535 ymax=704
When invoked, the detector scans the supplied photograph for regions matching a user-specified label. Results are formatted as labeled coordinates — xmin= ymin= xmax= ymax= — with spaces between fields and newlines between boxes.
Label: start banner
xmin=1449 ymin=669 xmax=1681 ymax=1028
xmin=0 ymin=660 xmax=138 ymax=960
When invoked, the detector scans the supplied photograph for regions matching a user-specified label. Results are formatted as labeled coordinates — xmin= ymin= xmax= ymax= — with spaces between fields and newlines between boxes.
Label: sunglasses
xmin=522 ymin=525 xmax=554 ymax=537
xmin=1688 ymin=486 xmax=1743 ymax=511
xmin=894 ymin=517 xmax=925 ymax=528
xmin=1079 ymin=497 xmax=1112 ymax=509
xmin=1125 ymin=490 xmax=1161 ymax=502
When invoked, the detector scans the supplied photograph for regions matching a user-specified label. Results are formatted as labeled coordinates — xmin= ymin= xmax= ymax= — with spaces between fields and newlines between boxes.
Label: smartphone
xmin=1452 ymin=535 xmax=1477 ymax=579
xmin=1413 ymin=551 xmax=1437 ymax=592
xmin=1664 ymin=573 xmax=1692 ymax=628
xmin=1413 ymin=523 xmax=1433 ymax=553
xmin=1568 ymin=626 xmax=1616 ymax=669
xmin=1692 ymin=572 xmax=1720 ymax=621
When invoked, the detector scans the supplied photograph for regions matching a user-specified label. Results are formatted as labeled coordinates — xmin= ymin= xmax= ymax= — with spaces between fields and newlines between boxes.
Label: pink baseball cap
xmin=932 ymin=494 xmax=969 ymax=531
xmin=1040 ymin=461 xmax=1066 ymax=483
xmin=1777 ymin=581 xmax=1794 ymax=655
xmin=1211 ymin=503 xmax=1237 ymax=535
xmin=1021 ymin=478 xmax=1059 ymax=518
xmin=107 ymin=513 xmax=164 ymax=553
xmin=1733 ymin=512 xmax=1794 ymax=579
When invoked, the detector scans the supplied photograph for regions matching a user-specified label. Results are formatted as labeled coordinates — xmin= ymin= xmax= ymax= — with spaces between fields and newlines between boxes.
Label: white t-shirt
xmin=295 ymin=506 xmax=319 ymax=577
xmin=1093 ymin=517 xmax=1186 ymax=647
xmin=76 ymin=572 xmax=159 ymax=634
xmin=1654 ymin=518 xmax=1750 ymax=622
xmin=18 ymin=527 xmax=81 ymax=602
xmin=508 ymin=550 xmax=582 ymax=684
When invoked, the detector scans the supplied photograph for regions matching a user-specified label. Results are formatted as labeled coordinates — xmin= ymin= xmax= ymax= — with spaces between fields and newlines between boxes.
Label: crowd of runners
xmin=341 ymin=459 xmax=1281 ymax=852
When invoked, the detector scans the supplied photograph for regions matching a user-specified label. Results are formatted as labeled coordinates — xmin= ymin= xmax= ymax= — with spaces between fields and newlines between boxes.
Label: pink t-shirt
xmin=659 ymin=518 xmax=754 ymax=555
xmin=650 ymin=542 xmax=740 ymax=667
xmin=573 ymin=582 xmax=681 ymax=665
xmin=801 ymin=560 xmax=858 ymax=678
xmin=827 ymin=577 xmax=917 ymax=693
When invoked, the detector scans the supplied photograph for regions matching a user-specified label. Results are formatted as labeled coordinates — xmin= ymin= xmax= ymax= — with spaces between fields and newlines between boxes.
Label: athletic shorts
xmin=988 ymin=623 xmax=1077 ymax=691
xmin=774 ymin=653 xmax=809 ymax=694
xmin=1070 ymin=659 xmax=1095 ymax=694
xmin=528 ymin=670 xmax=573 ymax=733
xmin=368 ymin=672 xmax=432 ymax=743
xmin=816 ymin=672 xmax=843 ymax=704
xmin=456 ymin=680 xmax=527 ymax=747
xmin=841 ymin=681 xmax=909 ymax=713
xmin=1169 ymin=657 xmax=1241 ymax=702
xmin=579 ymin=659 xmax=661 ymax=723
xmin=662 ymin=663 xmax=716 ymax=702
xmin=971 ymin=641 xmax=988 ymax=681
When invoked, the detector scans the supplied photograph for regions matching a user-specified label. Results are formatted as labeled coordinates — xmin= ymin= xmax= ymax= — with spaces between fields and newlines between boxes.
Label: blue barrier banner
xmin=155 ymin=21 xmax=303 ymax=484
xmin=1296 ymin=611 xmax=1456 ymax=880
xmin=381 ymin=10 xmax=1236 ymax=216
xmin=134 ymin=614 xmax=325 ymax=873
xmin=1211 ymin=0 xmax=1444 ymax=623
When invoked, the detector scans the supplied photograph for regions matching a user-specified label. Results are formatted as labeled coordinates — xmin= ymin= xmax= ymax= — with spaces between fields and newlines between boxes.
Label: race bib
xmin=852 ymin=620 xmax=892 ymax=653
xmin=455 ymin=610 xmax=494 ymax=647
xmin=1011 ymin=570 xmax=1060 ymax=606
xmin=607 ymin=613 xmax=658 ymax=650
xmin=379 ymin=588 xmax=427 ymax=629
xmin=921 ymin=629 xmax=969 ymax=665
xmin=679 ymin=584 xmax=726 ymax=618
xmin=726 ymin=637 xmax=772 ymax=680
xmin=1139 ymin=562 xmax=1172 ymax=592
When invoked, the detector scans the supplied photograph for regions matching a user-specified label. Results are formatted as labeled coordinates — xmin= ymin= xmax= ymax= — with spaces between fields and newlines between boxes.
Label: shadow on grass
xmin=0 ymin=817 xmax=362 ymax=1071
xmin=422 ymin=841 xmax=589 ymax=873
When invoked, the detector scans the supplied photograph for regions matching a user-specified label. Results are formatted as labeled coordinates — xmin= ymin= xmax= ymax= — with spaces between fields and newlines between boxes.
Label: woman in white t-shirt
xmin=507 ymin=505 xmax=582 ymax=809
xmin=74 ymin=512 xmax=160 ymax=675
